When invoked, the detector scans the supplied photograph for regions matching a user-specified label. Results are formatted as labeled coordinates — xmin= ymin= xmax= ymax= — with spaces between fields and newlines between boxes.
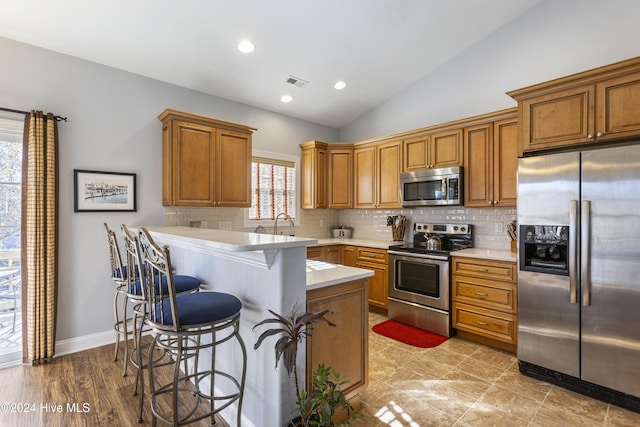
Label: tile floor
xmin=353 ymin=312 xmax=640 ymax=427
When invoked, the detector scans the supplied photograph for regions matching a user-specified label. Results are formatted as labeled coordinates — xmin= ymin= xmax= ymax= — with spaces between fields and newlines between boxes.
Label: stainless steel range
xmin=388 ymin=223 xmax=472 ymax=337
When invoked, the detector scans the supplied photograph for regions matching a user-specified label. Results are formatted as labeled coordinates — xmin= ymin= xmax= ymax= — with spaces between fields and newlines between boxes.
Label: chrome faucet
xmin=274 ymin=212 xmax=295 ymax=236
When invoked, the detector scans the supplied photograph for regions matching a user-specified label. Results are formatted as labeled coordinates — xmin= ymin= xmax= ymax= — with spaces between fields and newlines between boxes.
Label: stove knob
xmin=460 ymin=227 xmax=466 ymax=232
xmin=453 ymin=226 xmax=459 ymax=231
xmin=416 ymin=225 xmax=422 ymax=231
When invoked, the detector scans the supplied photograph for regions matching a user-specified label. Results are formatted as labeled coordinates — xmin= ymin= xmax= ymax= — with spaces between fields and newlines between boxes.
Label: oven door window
xmin=395 ymin=260 xmax=439 ymax=298
xmin=403 ymin=180 xmax=444 ymax=202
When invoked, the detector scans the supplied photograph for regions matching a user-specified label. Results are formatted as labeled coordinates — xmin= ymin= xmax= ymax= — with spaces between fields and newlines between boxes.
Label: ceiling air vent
xmin=286 ymin=75 xmax=309 ymax=88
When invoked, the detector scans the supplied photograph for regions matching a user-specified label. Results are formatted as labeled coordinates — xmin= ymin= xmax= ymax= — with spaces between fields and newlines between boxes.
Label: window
xmin=0 ymin=117 xmax=23 ymax=364
xmin=249 ymin=156 xmax=296 ymax=220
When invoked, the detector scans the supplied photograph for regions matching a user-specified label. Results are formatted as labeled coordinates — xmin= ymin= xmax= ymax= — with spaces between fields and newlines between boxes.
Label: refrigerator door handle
xmin=581 ymin=200 xmax=591 ymax=306
xmin=569 ymin=200 xmax=579 ymax=304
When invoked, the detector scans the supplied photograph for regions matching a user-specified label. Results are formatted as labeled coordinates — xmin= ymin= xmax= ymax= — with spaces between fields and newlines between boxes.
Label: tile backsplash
xmin=164 ymin=206 xmax=516 ymax=251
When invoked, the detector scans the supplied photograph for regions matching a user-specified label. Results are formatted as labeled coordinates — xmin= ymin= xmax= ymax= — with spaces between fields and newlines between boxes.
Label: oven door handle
xmin=388 ymin=250 xmax=449 ymax=261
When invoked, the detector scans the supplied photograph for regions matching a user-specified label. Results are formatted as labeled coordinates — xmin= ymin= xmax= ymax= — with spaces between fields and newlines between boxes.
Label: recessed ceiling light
xmin=280 ymin=95 xmax=293 ymax=103
xmin=334 ymin=81 xmax=347 ymax=90
xmin=238 ymin=40 xmax=255 ymax=53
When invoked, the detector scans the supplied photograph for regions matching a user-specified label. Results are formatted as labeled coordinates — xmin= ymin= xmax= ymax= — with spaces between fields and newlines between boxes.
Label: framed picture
xmin=74 ymin=169 xmax=137 ymax=212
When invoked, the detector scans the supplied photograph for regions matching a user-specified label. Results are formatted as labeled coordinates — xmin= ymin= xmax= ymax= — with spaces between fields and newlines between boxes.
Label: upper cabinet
xmin=402 ymin=130 xmax=462 ymax=172
xmin=464 ymin=110 xmax=518 ymax=208
xmin=300 ymin=141 xmax=353 ymax=209
xmin=508 ymin=56 xmax=640 ymax=155
xmin=354 ymin=140 xmax=401 ymax=209
xmin=300 ymin=141 xmax=327 ymax=209
xmin=327 ymin=144 xmax=354 ymax=209
xmin=159 ymin=109 xmax=255 ymax=207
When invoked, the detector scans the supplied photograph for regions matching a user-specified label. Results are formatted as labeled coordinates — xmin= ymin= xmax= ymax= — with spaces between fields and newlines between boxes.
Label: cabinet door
xmin=327 ymin=149 xmax=353 ymax=208
xmin=217 ymin=129 xmax=252 ymax=207
xmin=521 ymin=84 xmax=595 ymax=152
xmin=493 ymin=118 xmax=518 ymax=207
xmin=173 ymin=121 xmax=216 ymax=206
xmin=325 ymin=245 xmax=342 ymax=264
xmin=342 ymin=246 xmax=356 ymax=267
xmin=306 ymin=246 xmax=324 ymax=261
xmin=430 ymin=129 xmax=463 ymax=168
xmin=301 ymin=146 xmax=327 ymax=209
xmin=376 ymin=141 xmax=401 ymax=209
xmin=402 ymin=135 xmax=429 ymax=172
xmin=596 ymin=72 xmax=640 ymax=142
xmin=464 ymin=123 xmax=493 ymax=207
xmin=356 ymin=261 xmax=388 ymax=310
xmin=354 ymin=146 xmax=376 ymax=208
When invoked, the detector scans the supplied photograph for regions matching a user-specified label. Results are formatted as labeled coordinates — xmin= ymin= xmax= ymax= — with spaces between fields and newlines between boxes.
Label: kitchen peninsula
xmin=136 ymin=226 xmax=372 ymax=427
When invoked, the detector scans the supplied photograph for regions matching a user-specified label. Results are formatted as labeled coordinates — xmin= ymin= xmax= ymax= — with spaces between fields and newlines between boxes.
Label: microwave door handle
xmin=442 ymin=179 xmax=447 ymax=200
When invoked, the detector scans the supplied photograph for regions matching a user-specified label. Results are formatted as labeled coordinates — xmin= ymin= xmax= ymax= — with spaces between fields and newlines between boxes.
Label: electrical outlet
xmin=495 ymin=222 xmax=503 ymax=233
xmin=218 ymin=220 xmax=232 ymax=230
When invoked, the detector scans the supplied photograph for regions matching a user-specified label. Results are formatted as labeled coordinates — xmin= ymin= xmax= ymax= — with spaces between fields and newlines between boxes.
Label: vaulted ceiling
xmin=0 ymin=0 xmax=541 ymax=128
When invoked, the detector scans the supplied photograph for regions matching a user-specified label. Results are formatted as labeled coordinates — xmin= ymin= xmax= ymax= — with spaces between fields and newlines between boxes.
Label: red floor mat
xmin=372 ymin=320 xmax=448 ymax=348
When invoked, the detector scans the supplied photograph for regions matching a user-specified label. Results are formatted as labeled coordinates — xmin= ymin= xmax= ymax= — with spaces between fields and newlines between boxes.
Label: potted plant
xmin=253 ymin=305 xmax=360 ymax=426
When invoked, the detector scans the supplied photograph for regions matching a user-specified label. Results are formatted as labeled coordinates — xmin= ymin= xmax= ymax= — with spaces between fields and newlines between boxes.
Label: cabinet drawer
xmin=452 ymin=302 xmax=516 ymax=345
xmin=356 ymin=247 xmax=387 ymax=264
xmin=451 ymin=257 xmax=515 ymax=282
xmin=452 ymin=274 xmax=516 ymax=313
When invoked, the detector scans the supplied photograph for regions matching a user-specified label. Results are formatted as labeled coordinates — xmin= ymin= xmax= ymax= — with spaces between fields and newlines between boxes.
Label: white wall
xmin=0 ymin=36 xmax=338 ymax=342
xmin=340 ymin=0 xmax=640 ymax=141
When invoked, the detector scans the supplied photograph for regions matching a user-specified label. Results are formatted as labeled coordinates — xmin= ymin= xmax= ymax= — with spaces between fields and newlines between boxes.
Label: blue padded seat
xmin=113 ymin=265 xmax=138 ymax=280
xmin=129 ymin=274 xmax=200 ymax=296
xmin=152 ymin=292 xmax=242 ymax=326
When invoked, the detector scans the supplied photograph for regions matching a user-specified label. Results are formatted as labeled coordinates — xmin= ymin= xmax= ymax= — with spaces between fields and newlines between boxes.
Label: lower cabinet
xmin=306 ymin=278 xmax=368 ymax=413
xmin=355 ymin=247 xmax=388 ymax=312
xmin=451 ymin=256 xmax=517 ymax=352
xmin=306 ymin=245 xmax=342 ymax=263
xmin=306 ymin=245 xmax=389 ymax=312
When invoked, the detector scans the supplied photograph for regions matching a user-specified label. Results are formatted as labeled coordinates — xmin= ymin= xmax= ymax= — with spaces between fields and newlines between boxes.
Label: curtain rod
xmin=0 ymin=107 xmax=68 ymax=122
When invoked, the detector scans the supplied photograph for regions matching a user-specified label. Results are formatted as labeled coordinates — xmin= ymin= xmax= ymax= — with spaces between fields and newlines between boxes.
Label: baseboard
xmin=55 ymin=330 xmax=116 ymax=357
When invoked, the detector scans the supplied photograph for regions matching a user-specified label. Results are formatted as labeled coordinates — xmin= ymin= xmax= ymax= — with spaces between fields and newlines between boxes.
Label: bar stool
xmin=138 ymin=227 xmax=247 ymax=427
xmin=104 ymin=222 xmax=134 ymax=376
xmin=121 ymin=225 xmax=202 ymax=423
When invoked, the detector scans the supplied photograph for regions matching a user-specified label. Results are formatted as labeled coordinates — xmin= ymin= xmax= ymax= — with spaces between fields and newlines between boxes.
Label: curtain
xmin=21 ymin=111 xmax=58 ymax=365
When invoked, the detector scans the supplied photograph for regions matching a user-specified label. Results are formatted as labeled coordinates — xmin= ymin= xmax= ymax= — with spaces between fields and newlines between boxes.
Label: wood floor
xmin=0 ymin=340 xmax=230 ymax=427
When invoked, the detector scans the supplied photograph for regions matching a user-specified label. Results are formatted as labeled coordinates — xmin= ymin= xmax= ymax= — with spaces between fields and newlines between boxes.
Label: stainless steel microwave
xmin=400 ymin=166 xmax=463 ymax=207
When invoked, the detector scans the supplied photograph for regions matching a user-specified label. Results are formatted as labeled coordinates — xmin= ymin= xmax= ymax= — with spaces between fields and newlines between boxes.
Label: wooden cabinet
xmin=402 ymin=130 xmax=462 ymax=172
xmin=342 ymin=245 xmax=356 ymax=267
xmin=306 ymin=278 xmax=368 ymax=410
xmin=354 ymin=141 xmax=401 ymax=209
xmin=306 ymin=245 xmax=342 ymax=264
xmin=301 ymin=141 xmax=327 ymax=209
xmin=300 ymin=141 xmax=353 ymax=209
xmin=327 ymin=145 xmax=354 ymax=208
xmin=451 ymin=256 xmax=517 ymax=353
xmin=159 ymin=109 xmax=255 ymax=207
xmin=464 ymin=114 xmax=517 ymax=208
xmin=508 ymin=57 xmax=640 ymax=155
xmin=355 ymin=247 xmax=388 ymax=312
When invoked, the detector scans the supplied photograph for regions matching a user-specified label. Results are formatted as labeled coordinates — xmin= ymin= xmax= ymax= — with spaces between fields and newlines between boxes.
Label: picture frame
xmin=74 ymin=169 xmax=137 ymax=212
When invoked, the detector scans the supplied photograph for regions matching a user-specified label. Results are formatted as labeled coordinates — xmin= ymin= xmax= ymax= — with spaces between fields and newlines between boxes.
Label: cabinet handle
xmin=597 ymin=132 xmax=604 ymax=137
xmin=494 ymin=201 xmax=498 ymax=205
xmin=476 ymin=321 xmax=489 ymax=326
xmin=587 ymin=133 xmax=594 ymax=139
xmin=474 ymin=268 xmax=489 ymax=272
xmin=475 ymin=291 xmax=488 ymax=296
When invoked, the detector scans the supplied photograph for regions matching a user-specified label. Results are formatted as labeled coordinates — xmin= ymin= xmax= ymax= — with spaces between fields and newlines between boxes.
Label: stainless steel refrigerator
xmin=517 ymin=144 xmax=640 ymax=409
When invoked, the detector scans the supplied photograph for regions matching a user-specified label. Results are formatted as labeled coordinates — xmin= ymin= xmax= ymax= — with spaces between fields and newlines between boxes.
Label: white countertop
xmin=453 ymin=248 xmax=517 ymax=263
xmin=306 ymin=260 xmax=373 ymax=290
xmin=141 ymin=226 xmax=318 ymax=252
